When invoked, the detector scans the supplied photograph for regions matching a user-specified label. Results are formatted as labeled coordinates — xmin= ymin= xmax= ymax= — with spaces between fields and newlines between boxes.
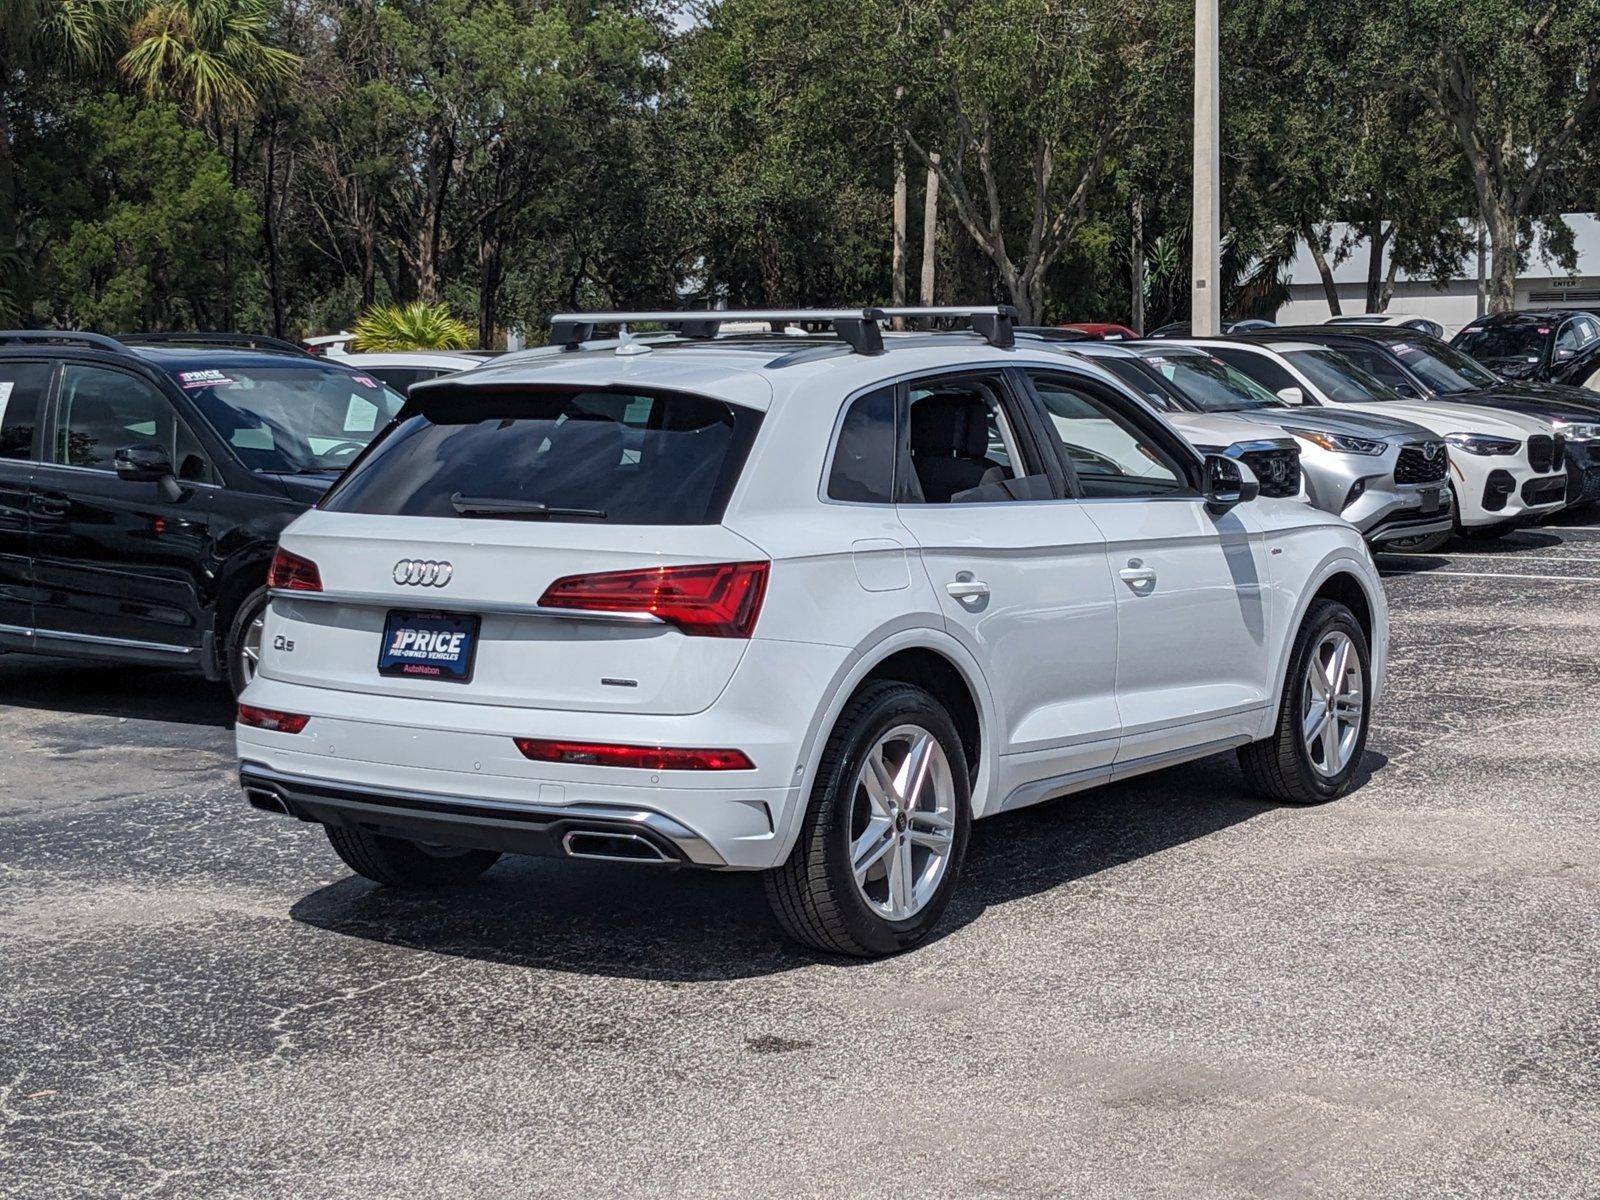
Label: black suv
xmin=0 ymin=332 xmax=403 ymax=693
xmin=1452 ymin=309 xmax=1600 ymax=387
xmin=1261 ymin=325 xmax=1600 ymax=506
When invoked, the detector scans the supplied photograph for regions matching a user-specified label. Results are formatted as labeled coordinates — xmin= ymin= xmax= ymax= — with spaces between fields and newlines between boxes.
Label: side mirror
xmin=114 ymin=444 xmax=182 ymax=501
xmin=1276 ymin=386 xmax=1305 ymax=405
xmin=1204 ymin=453 xmax=1259 ymax=514
xmin=114 ymin=444 xmax=174 ymax=482
xmin=1391 ymin=382 xmax=1424 ymax=400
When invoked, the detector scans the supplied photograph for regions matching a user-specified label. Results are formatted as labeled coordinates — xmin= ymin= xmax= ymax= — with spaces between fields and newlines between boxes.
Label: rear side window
xmin=827 ymin=386 xmax=896 ymax=502
xmin=0 ymin=360 xmax=50 ymax=460
xmin=322 ymin=388 xmax=760 ymax=525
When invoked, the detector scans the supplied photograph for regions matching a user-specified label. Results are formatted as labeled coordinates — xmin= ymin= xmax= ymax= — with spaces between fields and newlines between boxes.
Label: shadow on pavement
xmin=0 ymin=653 xmax=234 ymax=728
xmin=290 ymin=750 xmax=1384 ymax=982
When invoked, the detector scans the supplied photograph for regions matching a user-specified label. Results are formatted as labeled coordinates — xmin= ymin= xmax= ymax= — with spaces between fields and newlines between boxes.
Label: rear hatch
xmin=266 ymin=381 xmax=767 ymax=715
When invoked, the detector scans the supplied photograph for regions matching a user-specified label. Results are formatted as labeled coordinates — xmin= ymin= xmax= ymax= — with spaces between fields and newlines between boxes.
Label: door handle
xmin=945 ymin=577 xmax=991 ymax=601
xmin=30 ymin=495 xmax=70 ymax=518
xmin=1119 ymin=558 xmax=1157 ymax=593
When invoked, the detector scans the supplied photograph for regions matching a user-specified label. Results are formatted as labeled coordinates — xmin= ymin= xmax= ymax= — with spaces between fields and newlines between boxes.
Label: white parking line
xmin=1379 ymin=552 xmax=1600 ymax=565
xmin=1381 ymin=568 xmax=1600 ymax=583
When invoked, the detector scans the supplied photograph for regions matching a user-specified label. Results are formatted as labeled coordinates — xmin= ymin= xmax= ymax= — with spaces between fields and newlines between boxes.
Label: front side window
xmin=1027 ymin=372 xmax=1189 ymax=498
xmin=53 ymin=364 xmax=211 ymax=481
xmin=1328 ymin=346 xmax=1419 ymax=396
xmin=321 ymin=387 xmax=758 ymax=525
xmin=174 ymin=365 xmax=404 ymax=475
xmin=1555 ymin=321 xmax=1586 ymax=357
xmin=0 ymin=360 xmax=50 ymax=461
xmin=827 ymin=386 xmax=896 ymax=503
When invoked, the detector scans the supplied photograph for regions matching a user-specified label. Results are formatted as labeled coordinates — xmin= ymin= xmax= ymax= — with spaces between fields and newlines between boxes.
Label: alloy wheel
xmin=238 ymin=608 xmax=265 ymax=686
xmin=1302 ymin=630 xmax=1364 ymax=777
xmin=848 ymin=723 xmax=957 ymax=921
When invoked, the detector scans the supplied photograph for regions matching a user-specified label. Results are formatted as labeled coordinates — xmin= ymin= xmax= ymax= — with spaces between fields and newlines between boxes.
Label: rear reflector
xmin=537 ymin=561 xmax=768 ymax=638
xmin=267 ymin=548 xmax=322 ymax=592
xmin=513 ymin=738 xmax=754 ymax=771
xmin=237 ymin=704 xmax=310 ymax=734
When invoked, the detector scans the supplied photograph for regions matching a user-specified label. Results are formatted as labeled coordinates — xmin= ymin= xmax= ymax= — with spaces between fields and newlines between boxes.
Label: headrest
xmin=910 ymin=393 xmax=990 ymax=458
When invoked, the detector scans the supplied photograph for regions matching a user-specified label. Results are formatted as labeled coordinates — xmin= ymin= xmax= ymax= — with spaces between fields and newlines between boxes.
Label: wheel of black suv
xmin=1456 ymin=522 xmax=1512 ymax=540
xmin=326 ymin=826 xmax=501 ymax=889
xmin=226 ymin=586 xmax=269 ymax=697
xmin=1238 ymin=599 xmax=1371 ymax=805
xmin=1381 ymin=530 xmax=1451 ymax=554
xmin=764 ymin=681 xmax=971 ymax=957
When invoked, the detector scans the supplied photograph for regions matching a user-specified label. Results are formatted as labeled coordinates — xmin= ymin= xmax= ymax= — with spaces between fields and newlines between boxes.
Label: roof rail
xmin=0 ymin=329 xmax=126 ymax=352
xmin=547 ymin=305 xmax=1019 ymax=356
xmin=117 ymin=332 xmax=312 ymax=357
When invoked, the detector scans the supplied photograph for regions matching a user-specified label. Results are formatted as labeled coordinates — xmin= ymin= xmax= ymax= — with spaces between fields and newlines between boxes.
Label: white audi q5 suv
xmin=237 ymin=307 xmax=1388 ymax=956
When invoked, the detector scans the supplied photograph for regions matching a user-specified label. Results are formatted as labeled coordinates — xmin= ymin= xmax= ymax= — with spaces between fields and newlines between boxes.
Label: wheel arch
xmin=771 ymin=626 xmax=999 ymax=865
xmin=1266 ymin=552 xmax=1387 ymax=722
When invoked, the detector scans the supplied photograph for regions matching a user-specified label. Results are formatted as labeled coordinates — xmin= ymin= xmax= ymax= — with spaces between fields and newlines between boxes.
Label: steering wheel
xmin=320 ymin=440 xmax=366 ymax=461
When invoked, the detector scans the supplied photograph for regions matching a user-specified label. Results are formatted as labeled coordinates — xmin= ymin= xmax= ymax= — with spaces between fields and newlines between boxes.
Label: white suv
xmin=237 ymin=307 xmax=1388 ymax=957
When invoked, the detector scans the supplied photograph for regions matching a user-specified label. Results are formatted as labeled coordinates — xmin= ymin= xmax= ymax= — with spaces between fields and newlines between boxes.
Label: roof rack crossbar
xmin=0 ymin=329 xmax=126 ymax=352
xmin=547 ymin=305 xmax=1020 ymax=356
xmin=117 ymin=331 xmax=312 ymax=356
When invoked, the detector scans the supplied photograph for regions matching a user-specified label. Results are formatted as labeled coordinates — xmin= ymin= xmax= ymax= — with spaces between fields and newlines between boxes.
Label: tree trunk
xmin=919 ymin=154 xmax=939 ymax=305
xmin=263 ymin=122 xmax=286 ymax=338
xmin=1301 ymin=220 xmax=1341 ymax=316
xmin=1485 ymin=204 xmax=1518 ymax=312
xmin=1131 ymin=194 xmax=1145 ymax=333
xmin=891 ymin=131 xmax=907 ymax=315
xmin=477 ymin=232 xmax=502 ymax=349
xmin=1363 ymin=217 xmax=1388 ymax=313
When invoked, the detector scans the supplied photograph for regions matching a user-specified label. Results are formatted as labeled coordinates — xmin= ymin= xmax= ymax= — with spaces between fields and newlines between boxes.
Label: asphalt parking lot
xmin=3 ymin=518 xmax=1598 ymax=1200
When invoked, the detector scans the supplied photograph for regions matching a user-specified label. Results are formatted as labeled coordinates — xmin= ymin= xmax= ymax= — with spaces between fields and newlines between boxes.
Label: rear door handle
xmin=31 ymin=495 xmax=70 ymax=518
xmin=1119 ymin=558 xmax=1157 ymax=593
xmin=945 ymin=578 xmax=991 ymax=600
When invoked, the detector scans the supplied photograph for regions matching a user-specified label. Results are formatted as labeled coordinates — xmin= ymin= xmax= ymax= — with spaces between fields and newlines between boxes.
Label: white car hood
xmin=1164 ymin=410 xmax=1293 ymax=451
xmin=1334 ymin=399 xmax=1553 ymax=439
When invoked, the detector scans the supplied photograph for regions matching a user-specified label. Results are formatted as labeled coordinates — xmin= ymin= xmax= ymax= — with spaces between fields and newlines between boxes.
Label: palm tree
xmin=352 ymin=303 xmax=477 ymax=352
xmin=119 ymin=0 xmax=296 ymax=126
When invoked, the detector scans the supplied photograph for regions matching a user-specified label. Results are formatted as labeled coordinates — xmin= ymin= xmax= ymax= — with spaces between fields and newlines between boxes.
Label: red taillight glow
xmin=237 ymin=704 xmax=310 ymax=734
xmin=513 ymin=738 xmax=754 ymax=771
xmin=267 ymin=548 xmax=322 ymax=592
xmin=537 ymin=561 xmax=768 ymax=638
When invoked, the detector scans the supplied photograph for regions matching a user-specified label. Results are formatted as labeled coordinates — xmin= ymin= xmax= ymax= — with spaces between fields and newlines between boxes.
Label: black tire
xmin=1379 ymin=529 xmax=1450 ymax=554
xmin=325 ymin=826 xmax=501 ymax=889
xmin=1456 ymin=520 xmax=1511 ymax=540
xmin=763 ymin=681 xmax=971 ymax=957
xmin=225 ymin=586 xmax=269 ymax=697
xmin=1238 ymin=599 xmax=1371 ymax=805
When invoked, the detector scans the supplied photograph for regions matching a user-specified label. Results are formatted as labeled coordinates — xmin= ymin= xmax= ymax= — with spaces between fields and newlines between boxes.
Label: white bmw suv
xmin=237 ymin=307 xmax=1388 ymax=957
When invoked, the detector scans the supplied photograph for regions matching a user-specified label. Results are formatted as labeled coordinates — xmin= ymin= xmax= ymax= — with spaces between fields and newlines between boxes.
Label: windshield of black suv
xmin=1454 ymin=323 xmax=1549 ymax=363
xmin=1134 ymin=352 xmax=1286 ymax=412
xmin=319 ymin=386 xmax=762 ymax=524
xmin=1386 ymin=338 xmax=1500 ymax=395
xmin=173 ymin=365 xmax=405 ymax=473
xmin=1283 ymin=348 xmax=1404 ymax=402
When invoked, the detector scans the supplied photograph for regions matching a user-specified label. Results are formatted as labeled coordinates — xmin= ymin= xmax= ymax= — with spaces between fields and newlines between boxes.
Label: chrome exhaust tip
xmin=561 ymin=830 xmax=674 ymax=864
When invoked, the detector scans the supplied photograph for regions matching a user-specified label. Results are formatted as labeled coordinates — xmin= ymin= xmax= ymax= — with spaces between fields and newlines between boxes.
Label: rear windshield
xmin=320 ymin=387 xmax=760 ymax=524
xmin=172 ymin=365 xmax=405 ymax=474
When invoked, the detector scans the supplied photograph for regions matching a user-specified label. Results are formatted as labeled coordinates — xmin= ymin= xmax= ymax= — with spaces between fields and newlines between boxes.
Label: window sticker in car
xmin=352 ymin=375 xmax=379 ymax=389
xmin=179 ymin=369 xmax=234 ymax=389
xmin=0 ymin=381 xmax=12 ymax=426
xmin=345 ymin=395 xmax=379 ymax=432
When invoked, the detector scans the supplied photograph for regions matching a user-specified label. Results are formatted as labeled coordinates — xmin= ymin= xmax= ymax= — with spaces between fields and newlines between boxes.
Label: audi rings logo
xmin=393 ymin=559 xmax=453 ymax=587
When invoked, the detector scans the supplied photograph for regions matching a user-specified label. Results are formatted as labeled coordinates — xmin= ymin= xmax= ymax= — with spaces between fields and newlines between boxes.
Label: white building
xmin=1276 ymin=213 xmax=1600 ymax=335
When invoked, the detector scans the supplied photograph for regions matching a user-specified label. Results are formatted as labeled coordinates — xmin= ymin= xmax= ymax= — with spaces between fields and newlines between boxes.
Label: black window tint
xmin=321 ymin=388 xmax=759 ymax=525
xmin=828 ymin=386 xmax=895 ymax=503
xmin=904 ymin=376 xmax=1028 ymax=503
xmin=54 ymin=364 xmax=213 ymax=482
xmin=1211 ymin=348 xmax=1296 ymax=394
xmin=1339 ymin=347 xmax=1413 ymax=391
xmin=0 ymin=360 xmax=50 ymax=460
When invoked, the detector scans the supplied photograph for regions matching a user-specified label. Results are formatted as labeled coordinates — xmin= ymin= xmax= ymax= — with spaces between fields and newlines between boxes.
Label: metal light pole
xmin=1191 ymin=0 xmax=1221 ymax=335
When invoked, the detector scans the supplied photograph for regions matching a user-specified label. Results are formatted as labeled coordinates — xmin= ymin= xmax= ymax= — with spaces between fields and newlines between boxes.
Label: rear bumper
xmin=241 ymin=762 xmax=731 ymax=866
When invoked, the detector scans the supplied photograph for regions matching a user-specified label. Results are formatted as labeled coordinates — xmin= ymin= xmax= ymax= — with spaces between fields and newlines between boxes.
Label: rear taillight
xmin=537 ymin=561 xmax=768 ymax=638
xmin=513 ymin=738 xmax=754 ymax=771
xmin=237 ymin=704 xmax=309 ymax=734
xmin=267 ymin=548 xmax=322 ymax=592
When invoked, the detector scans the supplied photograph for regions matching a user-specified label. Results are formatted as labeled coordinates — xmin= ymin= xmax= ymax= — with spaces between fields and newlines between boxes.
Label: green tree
xmin=48 ymin=94 xmax=258 ymax=329
xmin=119 ymin=0 xmax=296 ymax=122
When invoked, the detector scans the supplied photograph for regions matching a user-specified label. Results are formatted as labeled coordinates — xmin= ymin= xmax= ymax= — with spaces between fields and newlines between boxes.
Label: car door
xmin=1020 ymin=369 xmax=1274 ymax=767
xmin=29 ymin=361 xmax=219 ymax=653
xmin=0 ymin=358 xmax=51 ymax=632
xmin=888 ymin=368 xmax=1122 ymax=785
